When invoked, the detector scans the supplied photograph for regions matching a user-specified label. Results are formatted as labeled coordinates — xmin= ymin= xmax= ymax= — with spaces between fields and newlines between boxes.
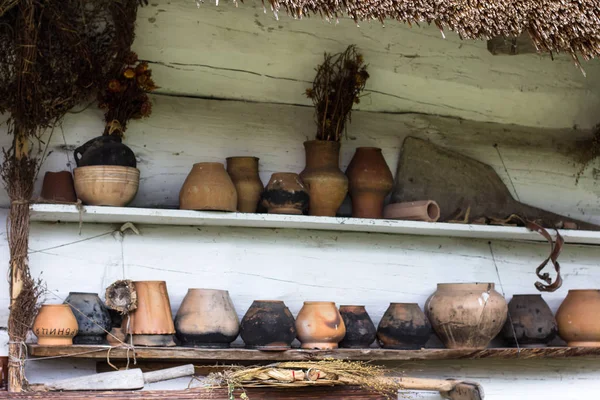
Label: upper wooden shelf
xmin=29 ymin=204 xmax=600 ymax=245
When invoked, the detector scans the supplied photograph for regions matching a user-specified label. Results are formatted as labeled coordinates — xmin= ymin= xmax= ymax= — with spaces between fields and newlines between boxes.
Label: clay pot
xmin=295 ymin=301 xmax=346 ymax=349
xmin=425 ymin=283 xmax=508 ymax=349
xmin=73 ymin=166 xmax=139 ymax=206
xmin=127 ymin=281 xmax=176 ymax=347
xmin=64 ymin=292 xmax=112 ymax=345
xmin=501 ymin=295 xmax=557 ymax=348
xmin=345 ymin=147 xmax=393 ymax=219
xmin=179 ymin=163 xmax=237 ymax=211
xmin=300 ymin=140 xmax=348 ymax=217
xmin=338 ymin=305 xmax=376 ymax=348
xmin=383 ymin=200 xmax=441 ymax=222
xmin=240 ymin=300 xmax=296 ymax=350
xmin=175 ymin=289 xmax=240 ymax=348
xmin=377 ymin=303 xmax=431 ymax=349
xmin=226 ymin=157 xmax=264 ymax=213
xmin=556 ymin=289 xmax=600 ymax=347
xmin=32 ymin=304 xmax=79 ymax=346
xmin=74 ymin=135 xmax=136 ymax=168
xmin=261 ymin=173 xmax=309 ymax=215
xmin=107 ymin=326 xmax=127 ymax=346
xmin=40 ymin=171 xmax=77 ymax=203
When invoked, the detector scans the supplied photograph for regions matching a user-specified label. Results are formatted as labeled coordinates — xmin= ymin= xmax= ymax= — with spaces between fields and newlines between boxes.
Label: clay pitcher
xmin=179 ymin=162 xmax=237 ymax=211
xmin=127 ymin=281 xmax=176 ymax=347
xmin=425 ymin=283 xmax=508 ymax=349
xmin=501 ymin=294 xmax=557 ymax=348
xmin=240 ymin=300 xmax=296 ymax=350
xmin=64 ymin=292 xmax=112 ymax=345
xmin=33 ymin=304 xmax=79 ymax=346
xmin=295 ymin=301 xmax=346 ymax=349
xmin=300 ymin=140 xmax=348 ymax=217
xmin=338 ymin=305 xmax=376 ymax=348
xmin=226 ymin=157 xmax=264 ymax=213
xmin=175 ymin=289 xmax=240 ymax=348
xmin=377 ymin=303 xmax=431 ymax=349
xmin=556 ymin=289 xmax=600 ymax=347
xmin=261 ymin=173 xmax=309 ymax=215
xmin=345 ymin=147 xmax=393 ymax=219
xmin=74 ymin=135 xmax=136 ymax=168
xmin=40 ymin=171 xmax=77 ymax=203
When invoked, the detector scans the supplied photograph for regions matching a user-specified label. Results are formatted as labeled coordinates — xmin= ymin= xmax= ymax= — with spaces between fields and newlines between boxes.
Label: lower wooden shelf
xmin=27 ymin=345 xmax=600 ymax=361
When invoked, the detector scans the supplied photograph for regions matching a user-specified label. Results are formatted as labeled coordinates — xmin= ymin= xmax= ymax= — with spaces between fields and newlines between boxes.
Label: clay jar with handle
xmin=126 ymin=281 xmax=176 ymax=347
xmin=345 ymin=147 xmax=393 ymax=219
xmin=180 ymin=163 xmax=237 ymax=211
xmin=338 ymin=305 xmax=376 ymax=348
xmin=501 ymin=294 xmax=557 ymax=348
xmin=226 ymin=157 xmax=264 ymax=213
xmin=261 ymin=173 xmax=309 ymax=215
xmin=74 ymin=135 xmax=136 ymax=168
xmin=556 ymin=289 xmax=600 ymax=347
xmin=377 ymin=303 xmax=431 ymax=350
xmin=240 ymin=300 xmax=296 ymax=350
xmin=40 ymin=171 xmax=77 ymax=203
xmin=33 ymin=304 xmax=79 ymax=346
xmin=425 ymin=283 xmax=508 ymax=349
xmin=64 ymin=292 xmax=112 ymax=345
xmin=300 ymin=140 xmax=348 ymax=217
xmin=295 ymin=301 xmax=346 ymax=349
xmin=175 ymin=289 xmax=240 ymax=348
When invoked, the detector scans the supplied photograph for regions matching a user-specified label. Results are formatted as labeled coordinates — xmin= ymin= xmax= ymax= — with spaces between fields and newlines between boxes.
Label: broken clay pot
xmin=377 ymin=303 xmax=431 ymax=350
xmin=240 ymin=300 xmax=296 ymax=350
xmin=338 ymin=305 xmax=377 ymax=348
xmin=295 ymin=301 xmax=346 ymax=350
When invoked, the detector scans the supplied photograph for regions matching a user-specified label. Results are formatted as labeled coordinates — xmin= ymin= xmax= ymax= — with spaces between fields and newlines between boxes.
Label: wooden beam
xmin=487 ymin=33 xmax=538 ymax=55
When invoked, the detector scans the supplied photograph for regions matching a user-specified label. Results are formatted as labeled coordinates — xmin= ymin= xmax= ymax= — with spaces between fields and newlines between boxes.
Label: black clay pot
xmin=377 ymin=303 xmax=431 ymax=350
xmin=64 ymin=292 xmax=112 ymax=345
xmin=240 ymin=300 xmax=297 ymax=350
xmin=501 ymin=294 xmax=558 ymax=348
xmin=74 ymin=135 xmax=136 ymax=168
xmin=338 ymin=305 xmax=376 ymax=348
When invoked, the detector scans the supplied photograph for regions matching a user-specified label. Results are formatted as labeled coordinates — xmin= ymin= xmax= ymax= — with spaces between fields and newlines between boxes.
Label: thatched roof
xmin=263 ymin=0 xmax=600 ymax=62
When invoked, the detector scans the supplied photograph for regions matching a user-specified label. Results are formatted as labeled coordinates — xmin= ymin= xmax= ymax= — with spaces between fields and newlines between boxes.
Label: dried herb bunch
xmin=99 ymin=51 xmax=157 ymax=137
xmin=306 ymin=45 xmax=369 ymax=142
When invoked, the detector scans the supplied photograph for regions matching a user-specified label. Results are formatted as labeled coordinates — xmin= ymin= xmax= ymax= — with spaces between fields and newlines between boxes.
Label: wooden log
xmin=487 ymin=33 xmax=538 ymax=55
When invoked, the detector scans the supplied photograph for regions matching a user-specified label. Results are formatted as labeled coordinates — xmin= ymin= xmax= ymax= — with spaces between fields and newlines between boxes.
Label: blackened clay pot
xmin=64 ymin=292 xmax=112 ymax=345
xmin=175 ymin=289 xmax=240 ymax=348
xmin=261 ymin=173 xmax=309 ymax=215
xmin=338 ymin=305 xmax=376 ymax=348
xmin=240 ymin=300 xmax=296 ymax=350
xmin=377 ymin=303 xmax=431 ymax=349
xmin=74 ymin=135 xmax=136 ymax=168
xmin=501 ymin=294 xmax=557 ymax=348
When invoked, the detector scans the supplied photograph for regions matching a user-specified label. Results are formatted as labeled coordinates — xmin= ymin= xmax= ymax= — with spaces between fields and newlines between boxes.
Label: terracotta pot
xmin=64 ymin=292 xmax=112 ymax=345
xmin=295 ymin=301 xmax=346 ymax=349
xmin=127 ymin=281 xmax=176 ymax=347
xmin=180 ymin=163 xmax=237 ymax=211
xmin=226 ymin=157 xmax=264 ymax=213
xmin=261 ymin=173 xmax=309 ymax=215
xmin=73 ymin=166 xmax=139 ymax=206
xmin=74 ymin=135 xmax=136 ymax=168
xmin=383 ymin=200 xmax=441 ymax=222
xmin=40 ymin=171 xmax=77 ymax=203
xmin=425 ymin=283 xmax=508 ymax=349
xmin=345 ymin=147 xmax=393 ymax=219
xmin=376 ymin=303 xmax=431 ymax=349
xmin=33 ymin=304 xmax=79 ymax=346
xmin=175 ymin=289 xmax=240 ymax=348
xmin=240 ymin=300 xmax=296 ymax=350
xmin=501 ymin=294 xmax=557 ymax=348
xmin=107 ymin=326 xmax=127 ymax=346
xmin=556 ymin=289 xmax=600 ymax=347
xmin=338 ymin=305 xmax=376 ymax=348
xmin=300 ymin=140 xmax=348 ymax=217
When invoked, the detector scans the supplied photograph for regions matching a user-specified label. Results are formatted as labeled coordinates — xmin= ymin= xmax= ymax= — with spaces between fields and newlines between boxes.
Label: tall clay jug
xmin=556 ymin=289 xmax=600 ymax=347
xmin=226 ymin=157 xmax=264 ymax=213
xmin=126 ymin=281 xmax=176 ymax=346
xmin=179 ymin=162 xmax=237 ymax=211
xmin=300 ymin=140 xmax=348 ymax=217
xmin=295 ymin=301 xmax=346 ymax=349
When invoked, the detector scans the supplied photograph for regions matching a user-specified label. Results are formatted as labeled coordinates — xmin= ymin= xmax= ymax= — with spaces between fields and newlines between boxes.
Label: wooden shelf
xmin=27 ymin=345 xmax=600 ymax=361
xmin=29 ymin=204 xmax=600 ymax=245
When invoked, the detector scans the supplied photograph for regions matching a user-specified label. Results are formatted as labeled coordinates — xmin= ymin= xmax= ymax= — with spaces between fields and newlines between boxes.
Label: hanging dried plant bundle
xmin=306 ymin=45 xmax=369 ymax=142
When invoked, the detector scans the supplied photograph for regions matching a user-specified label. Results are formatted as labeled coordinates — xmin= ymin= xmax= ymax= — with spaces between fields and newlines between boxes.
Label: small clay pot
xmin=40 ymin=171 xmax=77 ymax=203
xmin=127 ymin=281 xmax=176 ymax=347
xmin=33 ymin=304 xmax=79 ymax=346
xmin=107 ymin=326 xmax=126 ymax=346
xmin=501 ymin=294 xmax=557 ymax=348
xmin=295 ymin=301 xmax=346 ymax=350
xmin=377 ymin=303 xmax=431 ymax=349
xmin=261 ymin=173 xmax=309 ymax=215
xmin=226 ymin=157 xmax=264 ymax=213
xmin=180 ymin=162 xmax=237 ymax=211
xmin=64 ymin=292 xmax=112 ymax=345
xmin=73 ymin=166 xmax=139 ymax=206
xmin=338 ymin=305 xmax=376 ymax=348
xmin=345 ymin=147 xmax=393 ymax=219
xmin=556 ymin=289 xmax=600 ymax=347
xmin=383 ymin=200 xmax=441 ymax=222
xmin=175 ymin=289 xmax=240 ymax=348
xmin=240 ymin=300 xmax=296 ymax=350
